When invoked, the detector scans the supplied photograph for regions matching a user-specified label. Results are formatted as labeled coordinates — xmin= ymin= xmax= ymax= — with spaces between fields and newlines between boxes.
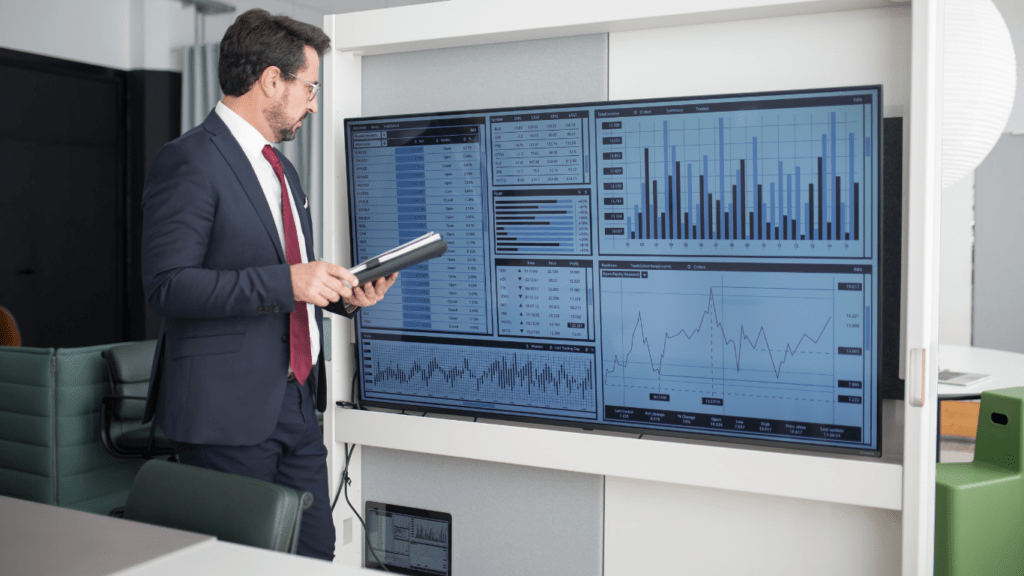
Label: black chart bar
xmin=661 ymin=213 xmax=666 ymax=240
xmin=792 ymin=219 xmax=797 ymax=240
xmin=707 ymin=193 xmax=713 ymax=240
xmin=757 ymin=185 xmax=763 ymax=240
xmin=854 ymin=183 xmax=860 ymax=241
xmin=653 ymin=180 xmax=659 ymax=240
xmin=783 ymin=215 xmax=789 ymax=240
xmin=835 ymin=176 xmax=841 ymax=241
xmin=808 ymin=183 xmax=814 ymax=240
xmin=684 ymin=213 xmax=690 ymax=240
xmin=749 ymin=213 xmax=754 ymax=242
xmin=725 ymin=211 xmax=730 ymax=239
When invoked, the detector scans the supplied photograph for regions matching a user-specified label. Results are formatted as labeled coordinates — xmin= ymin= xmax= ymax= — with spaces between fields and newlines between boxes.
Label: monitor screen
xmin=345 ymin=86 xmax=884 ymax=456
xmin=365 ymin=502 xmax=452 ymax=575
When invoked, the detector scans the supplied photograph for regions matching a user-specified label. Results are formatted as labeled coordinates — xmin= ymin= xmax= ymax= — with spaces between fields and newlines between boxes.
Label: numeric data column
xmin=349 ymin=118 xmax=490 ymax=335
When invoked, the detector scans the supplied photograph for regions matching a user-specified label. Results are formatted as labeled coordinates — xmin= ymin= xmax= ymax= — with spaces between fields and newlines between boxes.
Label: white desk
xmin=938 ymin=344 xmax=1024 ymax=398
xmin=115 ymin=539 xmax=373 ymax=575
xmin=0 ymin=495 xmax=378 ymax=575
xmin=0 ymin=495 xmax=212 ymax=576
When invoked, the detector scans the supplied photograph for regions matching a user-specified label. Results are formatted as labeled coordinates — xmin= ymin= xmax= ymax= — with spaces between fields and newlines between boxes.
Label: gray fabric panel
xmin=973 ymin=134 xmax=1024 ymax=353
xmin=361 ymin=33 xmax=608 ymax=116
xmin=362 ymin=447 xmax=603 ymax=576
xmin=53 ymin=345 xmax=143 ymax=511
xmin=0 ymin=347 xmax=54 ymax=503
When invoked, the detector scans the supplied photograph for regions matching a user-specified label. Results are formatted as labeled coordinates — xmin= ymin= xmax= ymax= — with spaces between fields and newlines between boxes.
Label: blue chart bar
xmin=596 ymin=98 xmax=874 ymax=258
xmin=493 ymin=189 xmax=591 ymax=255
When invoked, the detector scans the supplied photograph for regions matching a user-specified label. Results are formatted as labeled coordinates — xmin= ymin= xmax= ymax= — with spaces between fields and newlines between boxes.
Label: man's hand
xmin=290 ymin=261 xmax=360 ymax=307
xmin=343 ymin=272 xmax=398 ymax=309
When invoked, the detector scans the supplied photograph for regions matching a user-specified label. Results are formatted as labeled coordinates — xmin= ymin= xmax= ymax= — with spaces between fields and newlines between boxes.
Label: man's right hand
xmin=290 ymin=261 xmax=360 ymax=307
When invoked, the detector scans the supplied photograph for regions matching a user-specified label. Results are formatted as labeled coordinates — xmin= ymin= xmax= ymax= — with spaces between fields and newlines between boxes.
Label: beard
xmin=265 ymin=96 xmax=307 ymax=142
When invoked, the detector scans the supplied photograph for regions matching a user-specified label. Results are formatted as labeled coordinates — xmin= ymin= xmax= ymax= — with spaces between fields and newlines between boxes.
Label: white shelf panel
xmin=332 ymin=0 xmax=893 ymax=55
xmin=335 ymin=408 xmax=903 ymax=510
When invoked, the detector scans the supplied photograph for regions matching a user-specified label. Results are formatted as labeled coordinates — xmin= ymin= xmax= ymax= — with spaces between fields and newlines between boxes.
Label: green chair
xmin=123 ymin=460 xmax=313 ymax=554
xmin=935 ymin=387 xmax=1024 ymax=575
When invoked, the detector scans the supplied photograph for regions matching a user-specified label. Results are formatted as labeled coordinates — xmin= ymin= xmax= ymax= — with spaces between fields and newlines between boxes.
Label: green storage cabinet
xmin=936 ymin=387 xmax=1024 ymax=575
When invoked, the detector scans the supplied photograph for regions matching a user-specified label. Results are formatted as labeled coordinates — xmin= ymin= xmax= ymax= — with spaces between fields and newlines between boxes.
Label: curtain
xmin=181 ymin=43 xmax=324 ymax=258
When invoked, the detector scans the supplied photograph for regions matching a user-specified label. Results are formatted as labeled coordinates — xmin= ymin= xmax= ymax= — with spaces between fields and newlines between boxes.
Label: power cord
xmin=330 ymin=361 xmax=389 ymax=571
xmin=335 ymin=442 xmax=389 ymax=572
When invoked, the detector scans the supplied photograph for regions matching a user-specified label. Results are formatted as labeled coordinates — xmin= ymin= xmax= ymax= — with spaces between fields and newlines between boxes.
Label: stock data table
xmin=496 ymin=258 xmax=594 ymax=340
xmin=490 ymin=111 xmax=590 ymax=186
xmin=350 ymin=118 xmax=490 ymax=334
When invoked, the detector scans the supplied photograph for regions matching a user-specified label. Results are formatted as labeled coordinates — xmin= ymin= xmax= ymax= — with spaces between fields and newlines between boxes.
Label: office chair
xmin=100 ymin=340 xmax=178 ymax=459
xmin=123 ymin=460 xmax=313 ymax=554
xmin=0 ymin=306 xmax=21 ymax=346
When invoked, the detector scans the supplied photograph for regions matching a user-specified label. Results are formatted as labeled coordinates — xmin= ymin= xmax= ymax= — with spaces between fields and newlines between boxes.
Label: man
xmin=140 ymin=9 xmax=395 ymax=561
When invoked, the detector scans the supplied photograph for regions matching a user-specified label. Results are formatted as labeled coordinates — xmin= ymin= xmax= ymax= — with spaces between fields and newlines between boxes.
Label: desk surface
xmin=939 ymin=344 xmax=1024 ymax=398
xmin=115 ymin=539 xmax=373 ymax=576
xmin=0 ymin=495 xmax=212 ymax=576
xmin=1 ymin=495 xmax=380 ymax=575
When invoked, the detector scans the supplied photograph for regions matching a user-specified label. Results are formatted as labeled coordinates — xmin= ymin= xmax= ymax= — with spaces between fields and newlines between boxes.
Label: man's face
xmin=265 ymin=45 xmax=319 ymax=142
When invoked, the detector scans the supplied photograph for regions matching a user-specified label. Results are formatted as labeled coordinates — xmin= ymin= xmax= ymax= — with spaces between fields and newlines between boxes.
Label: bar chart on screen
xmin=596 ymin=94 xmax=876 ymax=258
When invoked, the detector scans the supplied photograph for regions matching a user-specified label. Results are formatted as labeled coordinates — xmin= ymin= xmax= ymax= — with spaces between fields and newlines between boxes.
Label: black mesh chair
xmin=123 ymin=460 xmax=313 ymax=554
xmin=100 ymin=340 xmax=178 ymax=459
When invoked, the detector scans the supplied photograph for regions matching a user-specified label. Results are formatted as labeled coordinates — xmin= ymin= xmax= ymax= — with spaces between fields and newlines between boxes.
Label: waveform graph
xmin=360 ymin=332 xmax=598 ymax=418
xmin=599 ymin=261 xmax=871 ymax=443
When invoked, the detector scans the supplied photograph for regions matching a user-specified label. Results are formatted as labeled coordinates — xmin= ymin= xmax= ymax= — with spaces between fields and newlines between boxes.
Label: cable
xmin=338 ymin=442 xmax=389 ymax=572
xmin=332 ymin=363 xmax=388 ymax=571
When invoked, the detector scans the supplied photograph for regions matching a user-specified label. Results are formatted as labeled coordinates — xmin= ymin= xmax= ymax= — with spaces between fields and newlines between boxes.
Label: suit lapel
xmin=204 ymin=113 xmax=286 ymax=263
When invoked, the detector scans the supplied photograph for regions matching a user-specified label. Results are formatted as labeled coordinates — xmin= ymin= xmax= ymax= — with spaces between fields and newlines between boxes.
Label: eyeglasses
xmin=284 ymin=72 xmax=321 ymax=101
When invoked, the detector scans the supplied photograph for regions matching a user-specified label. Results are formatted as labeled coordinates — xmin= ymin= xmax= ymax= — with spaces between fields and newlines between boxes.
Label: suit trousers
xmin=180 ymin=377 xmax=336 ymax=561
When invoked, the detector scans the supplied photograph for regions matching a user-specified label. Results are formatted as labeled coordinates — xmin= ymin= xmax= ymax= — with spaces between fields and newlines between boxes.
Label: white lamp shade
xmin=942 ymin=0 xmax=1017 ymax=189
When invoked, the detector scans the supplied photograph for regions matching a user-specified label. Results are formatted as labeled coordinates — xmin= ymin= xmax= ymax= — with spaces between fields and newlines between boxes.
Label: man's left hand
xmin=343 ymin=273 xmax=398 ymax=309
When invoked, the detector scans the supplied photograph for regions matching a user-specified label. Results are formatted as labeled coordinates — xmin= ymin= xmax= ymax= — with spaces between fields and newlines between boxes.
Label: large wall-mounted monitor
xmin=345 ymin=86 xmax=885 ymax=456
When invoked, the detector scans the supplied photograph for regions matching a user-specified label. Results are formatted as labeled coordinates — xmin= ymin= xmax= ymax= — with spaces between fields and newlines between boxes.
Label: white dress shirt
xmin=215 ymin=101 xmax=320 ymax=367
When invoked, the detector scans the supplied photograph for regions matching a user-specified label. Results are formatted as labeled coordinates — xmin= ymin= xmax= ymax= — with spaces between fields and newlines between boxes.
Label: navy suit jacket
xmin=141 ymin=110 xmax=349 ymax=446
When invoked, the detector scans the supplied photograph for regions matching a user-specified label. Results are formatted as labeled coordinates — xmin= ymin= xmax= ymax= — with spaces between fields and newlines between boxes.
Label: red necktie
xmin=262 ymin=145 xmax=312 ymax=385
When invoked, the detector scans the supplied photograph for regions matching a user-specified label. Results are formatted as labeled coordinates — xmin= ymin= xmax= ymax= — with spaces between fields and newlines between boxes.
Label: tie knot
xmin=262 ymin=145 xmax=282 ymax=171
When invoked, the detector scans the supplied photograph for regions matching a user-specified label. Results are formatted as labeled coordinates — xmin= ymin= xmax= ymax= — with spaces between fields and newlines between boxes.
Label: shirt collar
xmin=214 ymin=100 xmax=275 ymax=157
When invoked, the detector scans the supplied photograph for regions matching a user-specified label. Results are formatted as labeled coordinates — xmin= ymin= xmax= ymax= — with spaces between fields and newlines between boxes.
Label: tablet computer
xmin=364 ymin=501 xmax=452 ymax=575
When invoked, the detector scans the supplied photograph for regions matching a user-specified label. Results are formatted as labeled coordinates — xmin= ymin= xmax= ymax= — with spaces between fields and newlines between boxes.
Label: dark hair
xmin=218 ymin=9 xmax=331 ymax=97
